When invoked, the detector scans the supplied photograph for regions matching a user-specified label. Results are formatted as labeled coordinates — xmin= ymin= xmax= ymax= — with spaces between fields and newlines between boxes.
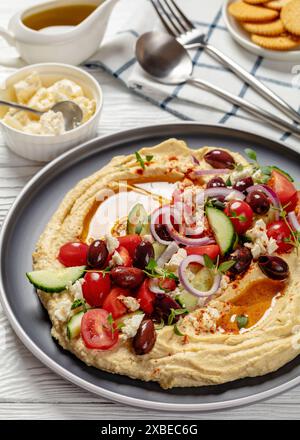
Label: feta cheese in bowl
xmin=0 ymin=63 xmax=102 ymax=162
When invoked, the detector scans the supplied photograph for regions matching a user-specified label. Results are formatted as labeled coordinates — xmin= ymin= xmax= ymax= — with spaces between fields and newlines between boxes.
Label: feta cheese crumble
xmin=230 ymin=166 xmax=253 ymax=185
xmin=105 ymin=234 xmax=119 ymax=253
xmin=2 ymin=72 xmax=96 ymax=135
xmin=121 ymin=313 xmax=145 ymax=339
xmin=67 ymin=278 xmax=84 ymax=300
xmin=164 ymin=248 xmax=187 ymax=272
xmin=54 ymin=299 xmax=72 ymax=322
xmin=245 ymin=219 xmax=278 ymax=259
xmin=225 ymin=191 xmax=245 ymax=201
xmin=118 ymin=295 xmax=140 ymax=312
xmin=110 ymin=250 xmax=124 ymax=266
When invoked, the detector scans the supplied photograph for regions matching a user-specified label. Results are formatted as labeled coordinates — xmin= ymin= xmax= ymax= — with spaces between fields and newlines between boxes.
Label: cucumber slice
xmin=206 ymin=207 xmax=235 ymax=255
xmin=192 ymin=267 xmax=214 ymax=292
xmin=67 ymin=311 xmax=84 ymax=339
xmin=127 ymin=203 xmax=150 ymax=235
xmin=152 ymin=241 xmax=167 ymax=260
xmin=176 ymin=291 xmax=198 ymax=311
xmin=26 ymin=265 xmax=86 ymax=293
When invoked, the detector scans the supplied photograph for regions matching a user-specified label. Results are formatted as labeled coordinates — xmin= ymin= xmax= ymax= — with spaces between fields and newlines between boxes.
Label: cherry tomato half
xmin=186 ymin=244 xmax=220 ymax=260
xmin=102 ymin=287 xmax=131 ymax=319
xmin=268 ymin=170 xmax=297 ymax=212
xmin=118 ymin=234 xmax=142 ymax=258
xmin=81 ymin=308 xmax=119 ymax=350
xmin=58 ymin=242 xmax=88 ymax=267
xmin=82 ymin=271 xmax=111 ymax=307
xmin=224 ymin=200 xmax=254 ymax=235
xmin=136 ymin=279 xmax=155 ymax=314
xmin=296 ymin=191 xmax=300 ymax=223
xmin=267 ymin=220 xmax=293 ymax=253
xmin=159 ymin=278 xmax=177 ymax=292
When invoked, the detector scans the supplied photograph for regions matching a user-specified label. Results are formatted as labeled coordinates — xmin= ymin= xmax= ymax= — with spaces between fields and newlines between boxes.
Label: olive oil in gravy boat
xmin=0 ymin=0 xmax=119 ymax=66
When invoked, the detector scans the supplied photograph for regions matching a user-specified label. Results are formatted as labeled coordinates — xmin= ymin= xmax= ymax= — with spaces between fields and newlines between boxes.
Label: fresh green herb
xmin=234 ymin=163 xmax=244 ymax=172
xmin=203 ymin=253 xmax=235 ymax=275
xmin=167 ymin=308 xmax=188 ymax=326
xmin=236 ymin=315 xmax=248 ymax=329
xmin=225 ymin=176 xmax=232 ymax=187
xmin=145 ymin=258 xmax=157 ymax=273
xmin=135 ymin=152 xmax=154 ymax=169
xmin=145 ymin=155 xmax=154 ymax=163
xmin=117 ymin=322 xmax=125 ymax=330
xmin=135 ymin=151 xmax=145 ymax=169
xmin=107 ymin=313 xmax=114 ymax=326
xmin=245 ymin=148 xmax=257 ymax=162
xmin=144 ymin=258 xmax=179 ymax=281
xmin=173 ymin=324 xmax=185 ymax=337
xmin=106 ymin=313 xmax=116 ymax=334
xmin=154 ymin=319 xmax=165 ymax=330
xmin=206 ymin=198 xmax=225 ymax=210
xmin=203 ymin=254 xmax=215 ymax=269
xmin=218 ymin=260 xmax=236 ymax=274
xmin=71 ymin=299 xmax=87 ymax=312
xmin=230 ymin=210 xmax=247 ymax=222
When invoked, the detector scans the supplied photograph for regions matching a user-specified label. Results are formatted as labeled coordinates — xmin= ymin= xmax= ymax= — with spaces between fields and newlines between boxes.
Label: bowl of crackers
xmin=223 ymin=0 xmax=300 ymax=60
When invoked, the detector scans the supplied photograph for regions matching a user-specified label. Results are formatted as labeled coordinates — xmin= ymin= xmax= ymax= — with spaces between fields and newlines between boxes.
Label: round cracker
xmin=281 ymin=0 xmax=300 ymax=36
xmin=228 ymin=1 xmax=279 ymax=21
xmin=265 ymin=0 xmax=292 ymax=10
xmin=251 ymin=32 xmax=300 ymax=49
xmin=244 ymin=0 xmax=270 ymax=4
xmin=243 ymin=19 xmax=285 ymax=35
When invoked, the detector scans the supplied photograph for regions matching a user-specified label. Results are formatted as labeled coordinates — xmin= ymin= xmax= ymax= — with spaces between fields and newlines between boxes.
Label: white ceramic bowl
xmin=223 ymin=0 xmax=300 ymax=62
xmin=0 ymin=63 xmax=103 ymax=162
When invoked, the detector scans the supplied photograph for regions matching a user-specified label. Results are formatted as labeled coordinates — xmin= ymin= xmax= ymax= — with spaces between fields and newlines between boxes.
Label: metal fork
xmin=151 ymin=0 xmax=300 ymax=124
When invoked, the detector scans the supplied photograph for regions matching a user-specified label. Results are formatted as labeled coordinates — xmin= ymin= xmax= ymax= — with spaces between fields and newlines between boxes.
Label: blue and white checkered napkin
xmin=86 ymin=0 xmax=300 ymax=149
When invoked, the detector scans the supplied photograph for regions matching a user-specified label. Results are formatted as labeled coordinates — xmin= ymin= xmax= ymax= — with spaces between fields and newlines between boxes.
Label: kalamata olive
xmin=133 ymin=241 xmax=155 ymax=269
xmin=87 ymin=240 xmax=108 ymax=269
xmin=204 ymin=149 xmax=235 ymax=169
xmin=246 ymin=190 xmax=270 ymax=215
xmin=229 ymin=246 xmax=252 ymax=275
xmin=207 ymin=177 xmax=226 ymax=189
xmin=154 ymin=293 xmax=181 ymax=323
xmin=132 ymin=319 xmax=156 ymax=355
xmin=233 ymin=177 xmax=254 ymax=193
xmin=154 ymin=224 xmax=173 ymax=242
xmin=110 ymin=267 xmax=145 ymax=289
xmin=258 ymin=255 xmax=289 ymax=280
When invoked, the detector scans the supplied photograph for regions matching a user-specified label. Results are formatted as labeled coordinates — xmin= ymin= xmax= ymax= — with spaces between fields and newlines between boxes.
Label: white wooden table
xmin=0 ymin=0 xmax=300 ymax=421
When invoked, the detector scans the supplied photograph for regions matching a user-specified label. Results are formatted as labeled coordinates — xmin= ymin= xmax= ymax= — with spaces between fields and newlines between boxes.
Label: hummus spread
xmin=30 ymin=139 xmax=300 ymax=388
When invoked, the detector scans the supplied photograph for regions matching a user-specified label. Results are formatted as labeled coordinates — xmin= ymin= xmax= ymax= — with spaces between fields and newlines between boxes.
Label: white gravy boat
xmin=0 ymin=0 xmax=119 ymax=66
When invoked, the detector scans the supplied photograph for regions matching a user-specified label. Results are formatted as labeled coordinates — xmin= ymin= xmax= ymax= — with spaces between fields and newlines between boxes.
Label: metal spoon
xmin=0 ymin=99 xmax=83 ymax=131
xmin=136 ymin=32 xmax=300 ymax=137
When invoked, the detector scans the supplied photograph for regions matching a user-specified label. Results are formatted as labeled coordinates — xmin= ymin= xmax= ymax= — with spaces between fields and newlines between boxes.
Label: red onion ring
xmin=288 ymin=211 xmax=300 ymax=231
xmin=246 ymin=184 xmax=280 ymax=220
xmin=166 ymin=223 xmax=214 ymax=246
xmin=150 ymin=205 xmax=178 ymax=245
xmin=203 ymin=188 xmax=245 ymax=200
xmin=179 ymin=255 xmax=221 ymax=298
xmin=191 ymin=155 xmax=200 ymax=165
xmin=157 ymin=242 xmax=179 ymax=267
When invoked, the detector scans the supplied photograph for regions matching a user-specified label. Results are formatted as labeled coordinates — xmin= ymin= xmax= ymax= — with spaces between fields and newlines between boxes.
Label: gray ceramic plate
xmin=1 ymin=123 xmax=300 ymax=412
